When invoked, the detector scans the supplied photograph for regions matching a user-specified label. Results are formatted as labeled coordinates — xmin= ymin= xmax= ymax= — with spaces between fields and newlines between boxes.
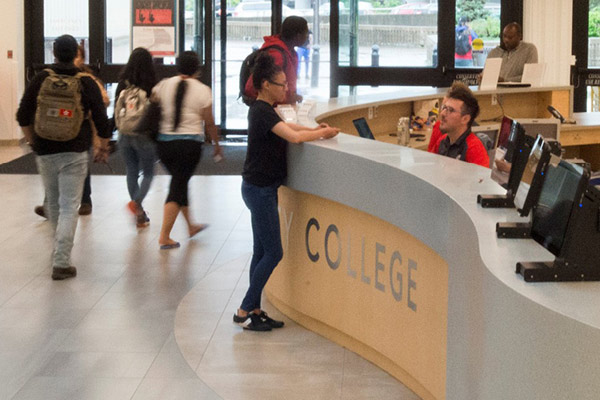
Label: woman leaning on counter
xmin=233 ymin=53 xmax=340 ymax=331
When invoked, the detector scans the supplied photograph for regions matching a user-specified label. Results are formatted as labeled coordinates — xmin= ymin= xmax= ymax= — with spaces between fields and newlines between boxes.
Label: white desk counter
xmin=264 ymin=91 xmax=600 ymax=400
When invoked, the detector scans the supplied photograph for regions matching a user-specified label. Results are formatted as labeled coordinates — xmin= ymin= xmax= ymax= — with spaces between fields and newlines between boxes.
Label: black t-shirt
xmin=242 ymin=100 xmax=286 ymax=187
xmin=437 ymin=128 xmax=471 ymax=161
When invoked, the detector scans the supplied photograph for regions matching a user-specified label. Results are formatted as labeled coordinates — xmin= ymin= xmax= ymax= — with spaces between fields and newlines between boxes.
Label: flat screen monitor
xmin=352 ymin=117 xmax=375 ymax=140
xmin=516 ymin=118 xmax=561 ymax=141
xmin=497 ymin=116 xmax=513 ymax=149
xmin=530 ymin=160 xmax=588 ymax=256
xmin=513 ymin=135 xmax=553 ymax=216
xmin=490 ymin=120 xmax=533 ymax=192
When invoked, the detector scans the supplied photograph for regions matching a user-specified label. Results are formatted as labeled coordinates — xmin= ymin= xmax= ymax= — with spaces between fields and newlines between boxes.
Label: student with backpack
xmin=16 ymin=34 xmax=110 ymax=280
xmin=33 ymin=43 xmax=110 ymax=219
xmin=241 ymin=16 xmax=309 ymax=105
xmin=113 ymin=47 xmax=158 ymax=228
xmin=455 ymin=16 xmax=478 ymax=67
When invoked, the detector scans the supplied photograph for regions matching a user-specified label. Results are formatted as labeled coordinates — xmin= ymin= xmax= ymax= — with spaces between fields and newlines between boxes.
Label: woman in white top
xmin=152 ymin=51 xmax=222 ymax=249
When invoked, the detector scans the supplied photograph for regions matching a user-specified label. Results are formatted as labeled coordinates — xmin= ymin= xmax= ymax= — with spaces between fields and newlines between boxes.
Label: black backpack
xmin=455 ymin=29 xmax=471 ymax=56
xmin=239 ymin=44 xmax=288 ymax=106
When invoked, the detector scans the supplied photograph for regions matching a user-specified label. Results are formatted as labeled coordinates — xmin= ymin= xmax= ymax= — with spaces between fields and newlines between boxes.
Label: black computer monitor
xmin=513 ymin=135 xmax=552 ymax=217
xmin=530 ymin=160 xmax=590 ymax=256
xmin=504 ymin=121 xmax=535 ymax=196
xmin=352 ymin=117 xmax=375 ymax=140
xmin=480 ymin=120 xmax=535 ymax=208
xmin=497 ymin=116 xmax=513 ymax=149
xmin=517 ymin=162 xmax=599 ymax=281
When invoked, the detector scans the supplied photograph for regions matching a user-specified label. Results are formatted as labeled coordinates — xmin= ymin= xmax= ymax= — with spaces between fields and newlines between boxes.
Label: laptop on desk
xmin=496 ymin=63 xmax=545 ymax=88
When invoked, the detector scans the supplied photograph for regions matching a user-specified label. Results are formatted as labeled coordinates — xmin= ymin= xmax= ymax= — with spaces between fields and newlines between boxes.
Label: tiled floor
xmin=0 ymin=147 xmax=420 ymax=400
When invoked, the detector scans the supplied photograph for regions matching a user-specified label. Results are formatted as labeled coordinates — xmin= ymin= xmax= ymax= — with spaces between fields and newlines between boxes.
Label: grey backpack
xmin=114 ymin=83 xmax=150 ymax=135
xmin=34 ymin=69 xmax=84 ymax=141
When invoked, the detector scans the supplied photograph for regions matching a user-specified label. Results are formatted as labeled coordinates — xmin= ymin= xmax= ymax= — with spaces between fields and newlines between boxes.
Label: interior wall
xmin=524 ymin=0 xmax=574 ymax=86
xmin=0 ymin=1 xmax=24 ymax=142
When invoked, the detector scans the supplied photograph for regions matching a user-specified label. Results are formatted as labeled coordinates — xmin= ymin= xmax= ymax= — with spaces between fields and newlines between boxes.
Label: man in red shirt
xmin=429 ymin=82 xmax=489 ymax=168
xmin=244 ymin=16 xmax=308 ymax=105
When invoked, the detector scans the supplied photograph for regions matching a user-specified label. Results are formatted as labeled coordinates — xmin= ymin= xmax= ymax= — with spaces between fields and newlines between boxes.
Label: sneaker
xmin=34 ymin=205 xmax=47 ymax=218
xmin=52 ymin=266 xmax=77 ymax=280
xmin=78 ymin=203 xmax=92 ymax=215
xmin=257 ymin=311 xmax=284 ymax=328
xmin=136 ymin=211 xmax=150 ymax=228
xmin=233 ymin=312 xmax=272 ymax=331
xmin=127 ymin=200 xmax=138 ymax=215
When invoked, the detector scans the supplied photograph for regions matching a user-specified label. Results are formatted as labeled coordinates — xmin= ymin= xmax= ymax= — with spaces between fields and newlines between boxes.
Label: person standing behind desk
xmin=487 ymin=22 xmax=538 ymax=82
xmin=233 ymin=53 xmax=339 ymax=331
xmin=429 ymin=82 xmax=489 ymax=168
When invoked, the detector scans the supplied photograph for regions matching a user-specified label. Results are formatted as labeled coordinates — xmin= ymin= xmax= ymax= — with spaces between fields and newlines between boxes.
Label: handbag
xmin=135 ymin=101 xmax=161 ymax=141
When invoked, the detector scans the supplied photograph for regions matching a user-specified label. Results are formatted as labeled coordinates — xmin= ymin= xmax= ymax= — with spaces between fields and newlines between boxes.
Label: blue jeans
xmin=36 ymin=152 xmax=88 ymax=268
xmin=240 ymin=180 xmax=284 ymax=312
xmin=119 ymin=134 xmax=157 ymax=204
xmin=455 ymin=58 xmax=473 ymax=67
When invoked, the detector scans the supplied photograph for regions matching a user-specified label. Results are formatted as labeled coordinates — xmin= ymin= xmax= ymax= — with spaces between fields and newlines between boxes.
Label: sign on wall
xmin=132 ymin=0 xmax=176 ymax=57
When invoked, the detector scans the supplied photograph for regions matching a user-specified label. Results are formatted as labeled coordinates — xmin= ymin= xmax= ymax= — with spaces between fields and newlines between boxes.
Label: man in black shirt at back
xmin=16 ymin=34 xmax=110 ymax=280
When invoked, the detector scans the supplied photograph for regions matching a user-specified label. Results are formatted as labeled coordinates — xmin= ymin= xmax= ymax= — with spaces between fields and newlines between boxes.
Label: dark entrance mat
xmin=0 ymin=144 xmax=246 ymax=176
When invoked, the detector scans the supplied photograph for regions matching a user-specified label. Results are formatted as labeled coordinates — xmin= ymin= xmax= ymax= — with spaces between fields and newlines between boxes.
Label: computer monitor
xmin=479 ymin=120 xmax=535 ymax=208
xmin=497 ymin=116 xmax=513 ymax=149
xmin=516 ymin=118 xmax=561 ymax=142
xmin=512 ymin=135 xmax=553 ymax=217
xmin=517 ymin=162 xmax=599 ymax=281
xmin=530 ymin=160 xmax=590 ymax=256
xmin=504 ymin=121 xmax=535 ymax=194
xmin=352 ymin=117 xmax=375 ymax=140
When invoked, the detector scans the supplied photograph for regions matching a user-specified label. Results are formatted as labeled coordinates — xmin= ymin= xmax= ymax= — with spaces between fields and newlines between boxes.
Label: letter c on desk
xmin=306 ymin=217 xmax=320 ymax=262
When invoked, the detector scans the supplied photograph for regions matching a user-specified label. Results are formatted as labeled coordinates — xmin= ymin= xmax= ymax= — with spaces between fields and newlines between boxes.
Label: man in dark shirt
xmin=16 ymin=34 xmax=110 ymax=280
xmin=429 ymin=82 xmax=489 ymax=168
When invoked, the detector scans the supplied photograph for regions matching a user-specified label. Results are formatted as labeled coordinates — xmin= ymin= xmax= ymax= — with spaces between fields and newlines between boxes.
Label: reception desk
xmin=264 ymin=88 xmax=600 ymax=400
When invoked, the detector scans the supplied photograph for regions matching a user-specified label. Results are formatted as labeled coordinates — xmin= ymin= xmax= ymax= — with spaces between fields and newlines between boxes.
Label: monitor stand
xmin=496 ymin=222 xmax=531 ymax=238
xmin=516 ymin=260 xmax=600 ymax=282
xmin=477 ymin=194 xmax=515 ymax=208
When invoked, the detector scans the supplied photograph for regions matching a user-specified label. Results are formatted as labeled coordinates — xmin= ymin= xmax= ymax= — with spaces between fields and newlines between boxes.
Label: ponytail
xmin=173 ymin=79 xmax=188 ymax=130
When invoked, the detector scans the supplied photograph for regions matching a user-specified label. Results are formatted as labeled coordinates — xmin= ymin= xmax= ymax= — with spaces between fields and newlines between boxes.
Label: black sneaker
xmin=233 ymin=312 xmax=272 ymax=331
xmin=258 ymin=311 xmax=284 ymax=328
xmin=52 ymin=266 xmax=77 ymax=280
xmin=136 ymin=211 xmax=149 ymax=228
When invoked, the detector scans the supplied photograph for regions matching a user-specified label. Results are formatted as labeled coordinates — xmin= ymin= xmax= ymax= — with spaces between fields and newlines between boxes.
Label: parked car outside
xmin=233 ymin=2 xmax=295 ymax=18
xmin=390 ymin=3 xmax=431 ymax=15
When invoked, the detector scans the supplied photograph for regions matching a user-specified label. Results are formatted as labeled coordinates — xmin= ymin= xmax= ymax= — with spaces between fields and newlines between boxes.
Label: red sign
xmin=135 ymin=9 xmax=173 ymax=25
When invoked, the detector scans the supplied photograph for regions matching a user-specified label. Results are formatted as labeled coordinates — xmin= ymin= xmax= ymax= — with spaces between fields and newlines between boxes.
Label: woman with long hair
xmin=114 ymin=47 xmax=158 ymax=227
xmin=233 ymin=53 xmax=339 ymax=331
xmin=152 ymin=51 xmax=222 ymax=249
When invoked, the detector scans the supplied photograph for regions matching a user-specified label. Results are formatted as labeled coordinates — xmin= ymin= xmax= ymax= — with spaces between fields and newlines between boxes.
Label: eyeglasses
xmin=269 ymin=80 xmax=288 ymax=88
xmin=440 ymin=104 xmax=463 ymax=115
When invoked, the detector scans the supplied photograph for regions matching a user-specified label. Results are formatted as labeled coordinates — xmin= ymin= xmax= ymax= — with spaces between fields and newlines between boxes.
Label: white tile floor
xmin=0 ymin=147 xmax=420 ymax=400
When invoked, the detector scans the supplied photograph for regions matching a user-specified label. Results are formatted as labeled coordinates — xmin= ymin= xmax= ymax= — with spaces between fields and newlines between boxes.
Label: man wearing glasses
xmin=428 ymin=82 xmax=489 ymax=168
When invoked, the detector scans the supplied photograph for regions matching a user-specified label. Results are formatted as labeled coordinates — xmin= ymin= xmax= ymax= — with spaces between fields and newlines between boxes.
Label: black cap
xmin=53 ymin=34 xmax=78 ymax=63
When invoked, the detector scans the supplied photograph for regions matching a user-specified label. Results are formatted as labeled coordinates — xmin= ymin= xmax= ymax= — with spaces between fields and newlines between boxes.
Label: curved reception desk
xmin=264 ymin=88 xmax=600 ymax=400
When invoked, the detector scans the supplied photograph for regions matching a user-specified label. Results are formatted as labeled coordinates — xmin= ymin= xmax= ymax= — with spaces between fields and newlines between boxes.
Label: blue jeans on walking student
xmin=35 ymin=151 xmax=88 ymax=269
xmin=240 ymin=180 xmax=284 ymax=312
xmin=119 ymin=134 xmax=157 ymax=204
